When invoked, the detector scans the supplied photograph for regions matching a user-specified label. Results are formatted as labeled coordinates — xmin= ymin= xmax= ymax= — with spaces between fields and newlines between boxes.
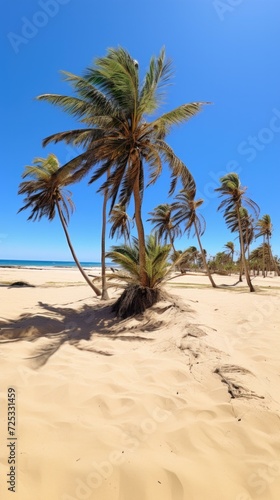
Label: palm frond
xmin=151 ymin=102 xmax=208 ymax=137
xmin=138 ymin=47 xmax=173 ymax=115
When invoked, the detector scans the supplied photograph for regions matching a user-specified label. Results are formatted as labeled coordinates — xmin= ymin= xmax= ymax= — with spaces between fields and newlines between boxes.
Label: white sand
xmin=0 ymin=267 xmax=280 ymax=499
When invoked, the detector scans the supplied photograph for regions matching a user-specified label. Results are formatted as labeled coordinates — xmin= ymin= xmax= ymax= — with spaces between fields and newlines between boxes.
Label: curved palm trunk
xmin=194 ymin=220 xmax=217 ymax=288
xmin=101 ymin=177 xmax=109 ymax=300
xmin=57 ymin=202 xmax=101 ymax=296
xmin=236 ymin=206 xmax=255 ymax=292
xmin=133 ymin=172 xmax=148 ymax=286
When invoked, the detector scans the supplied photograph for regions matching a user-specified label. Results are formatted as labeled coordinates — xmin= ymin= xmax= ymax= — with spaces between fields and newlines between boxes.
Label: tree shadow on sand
xmin=0 ymin=300 xmax=155 ymax=369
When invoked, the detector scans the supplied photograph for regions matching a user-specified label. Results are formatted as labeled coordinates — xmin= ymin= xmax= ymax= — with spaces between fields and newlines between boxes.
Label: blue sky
xmin=1 ymin=0 xmax=280 ymax=261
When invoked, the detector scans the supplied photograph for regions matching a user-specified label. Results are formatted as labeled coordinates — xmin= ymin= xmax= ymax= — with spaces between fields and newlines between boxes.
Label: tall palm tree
xmin=255 ymin=214 xmax=273 ymax=277
xmin=172 ymin=185 xmax=217 ymax=288
xmin=18 ymin=154 xmax=101 ymax=296
xmin=37 ymin=47 xmax=207 ymax=316
xmin=108 ymin=204 xmax=133 ymax=244
xmin=224 ymin=241 xmax=235 ymax=262
xmin=147 ymin=203 xmax=181 ymax=252
xmin=215 ymin=173 xmax=259 ymax=292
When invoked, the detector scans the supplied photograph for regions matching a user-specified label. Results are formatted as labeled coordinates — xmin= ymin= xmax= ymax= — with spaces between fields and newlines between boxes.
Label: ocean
xmin=0 ymin=260 xmax=102 ymax=268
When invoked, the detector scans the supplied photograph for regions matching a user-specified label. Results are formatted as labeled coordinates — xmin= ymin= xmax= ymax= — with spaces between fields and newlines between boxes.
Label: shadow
xmin=0 ymin=300 xmax=153 ymax=369
xmin=220 ymin=279 xmax=241 ymax=287
xmin=9 ymin=281 xmax=36 ymax=288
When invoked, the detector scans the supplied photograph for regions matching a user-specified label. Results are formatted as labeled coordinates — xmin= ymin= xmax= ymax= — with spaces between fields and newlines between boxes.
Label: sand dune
xmin=1 ymin=267 xmax=280 ymax=499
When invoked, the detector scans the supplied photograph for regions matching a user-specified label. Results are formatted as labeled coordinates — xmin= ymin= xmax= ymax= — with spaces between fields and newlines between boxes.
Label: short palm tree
xmin=172 ymin=185 xmax=217 ymax=288
xmin=147 ymin=203 xmax=181 ymax=252
xmin=215 ymin=173 xmax=259 ymax=292
xmin=37 ymin=47 xmax=207 ymax=316
xmin=18 ymin=154 xmax=101 ymax=296
xmin=108 ymin=204 xmax=133 ymax=244
xmin=106 ymin=234 xmax=172 ymax=318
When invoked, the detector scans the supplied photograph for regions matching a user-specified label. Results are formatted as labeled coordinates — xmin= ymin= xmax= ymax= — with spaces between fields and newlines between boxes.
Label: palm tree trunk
xmin=101 ymin=178 xmax=110 ymax=300
xmin=262 ymin=236 xmax=266 ymax=278
xmin=237 ymin=206 xmax=255 ymax=292
xmin=194 ymin=220 xmax=217 ymax=288
xmin=246 ymin=231 xmax=251 ymax=277
xmin=238 ymin=238 xmax=243 ymax=282
xmin=57 ymin=202 xmax=101 ymax=296
xmin=168 ymin=229 xmax=176 ymax=254
xmin=133 ymin=173 xmax=148 ymax=286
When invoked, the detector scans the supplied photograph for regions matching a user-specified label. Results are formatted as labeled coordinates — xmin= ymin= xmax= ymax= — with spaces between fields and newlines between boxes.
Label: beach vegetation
xmin=36 ymin=47 xmax=207 ymax=316
xmin=18 ymin=154 xmax=101 ymax=296
xmin=108 ymin=204 xmax=133 ymax=245
xmin=215 ymin=173 xmax=259 ymax=292
xmin=106 ymin=234 xmax=173 ymax=318
xmin=255 ymin=214 xmax=276 ymax=277
xmin=172 ymin=181 xmax=217 ymax=288
xmin=148 ymin=203 xmax=181 ymax=253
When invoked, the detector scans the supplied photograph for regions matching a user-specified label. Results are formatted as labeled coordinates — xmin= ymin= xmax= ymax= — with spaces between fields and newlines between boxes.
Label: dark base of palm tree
xmin=101 ymin=289 xmax=110 ymax=300
xmin=112 ymin=284 xmax=162 ymax=319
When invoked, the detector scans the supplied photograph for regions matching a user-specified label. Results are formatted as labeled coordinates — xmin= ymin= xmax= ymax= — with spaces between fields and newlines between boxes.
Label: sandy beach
xmin=1 ymin=267 xmax=280 ymax=499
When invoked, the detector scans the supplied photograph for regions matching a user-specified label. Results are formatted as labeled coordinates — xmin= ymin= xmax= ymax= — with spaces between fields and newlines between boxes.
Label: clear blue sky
xmin=1 ymin=0 xmax=280 ymax=261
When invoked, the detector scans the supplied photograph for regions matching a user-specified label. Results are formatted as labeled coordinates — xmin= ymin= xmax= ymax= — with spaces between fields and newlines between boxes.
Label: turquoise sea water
xmin=0 ymin=260 xmax=102 ymax=268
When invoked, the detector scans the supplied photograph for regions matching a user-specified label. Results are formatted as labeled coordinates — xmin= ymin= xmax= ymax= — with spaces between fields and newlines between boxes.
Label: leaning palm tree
xmin=255 ymin=214 xmax=274 ymax=276
xmin=37 ymin=47 xmax=207 ymax=316
xmin=147 ymin=203 xmax=181 ymax=252
xmin=106 ymin=234 xmax=172 ymax=318
xmin=18 ymin=154 xmax=101 ymax=296
xmin=108 ymin=204 xmax=133 ymax=244
xmin=215 ymin=173 xmax=259 ymax=292
xmin=172 ymin=184 xmax=217 ymax=288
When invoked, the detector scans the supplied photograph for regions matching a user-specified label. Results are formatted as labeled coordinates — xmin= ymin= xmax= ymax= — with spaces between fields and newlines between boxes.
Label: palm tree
xmin=215 ymin=173 xmax=259 ymax=292
xmin=255 ymin=214 xmax=274 ymax=277
xmin=249 ymin=244 xmax=269 ymax=276
xmin=106 ymin=234 xmax=172 ymax=318
xmin=224 ymin=207 xmax=255 ymax=281
xmin=108 ymin=204 xmax=133 ymax=244
xmin=147 ymin=203 xmax=181 ymax=252
xmin=18 ymin=154 xmax=101 ymax=296
xmin=186 ymin=245 xmax=200 ymax=268
xmin=224 ymin=241 xmax=235 ymax=262
xmin=172 ymin=185 xmax=217 ymax=288
xmin=37 ymin=47 xmax=207 ymax=316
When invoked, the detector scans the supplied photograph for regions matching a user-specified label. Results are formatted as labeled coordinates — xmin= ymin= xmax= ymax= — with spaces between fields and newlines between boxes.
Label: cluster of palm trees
xmin=18 ymin=47 xmax=278 ymax=318
xmin=18 ymin=47 xmax=208 ymax=315
xmin=148 ymin=173 xmax=278 ymax=289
